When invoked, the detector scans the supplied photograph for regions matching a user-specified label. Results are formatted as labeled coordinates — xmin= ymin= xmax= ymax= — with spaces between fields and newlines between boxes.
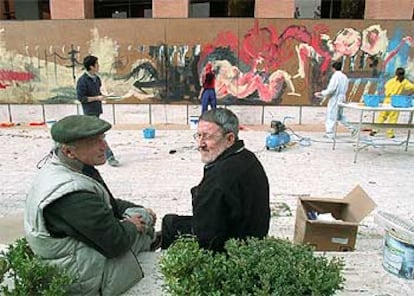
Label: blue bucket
xmin=391 ymin=95 xmax=413 ymax=108
xmin=45 ymin=120 xmax=57 ymax=129
xmin=189 ymin=116 xmax=199 ymax=130
xmin=143 ymin=127 xmax=155 ymax=139
xmin=363 ymin=94 xmax=384 ymax=107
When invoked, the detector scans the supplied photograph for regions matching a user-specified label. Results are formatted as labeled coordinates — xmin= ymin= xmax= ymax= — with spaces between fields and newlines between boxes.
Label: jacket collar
xmin=55 ymin=148 xmax=102 ymax=182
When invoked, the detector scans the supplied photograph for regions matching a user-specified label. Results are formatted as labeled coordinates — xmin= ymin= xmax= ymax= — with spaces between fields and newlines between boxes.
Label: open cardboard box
xmin=293 ymin=185 xmax=376 ymax=251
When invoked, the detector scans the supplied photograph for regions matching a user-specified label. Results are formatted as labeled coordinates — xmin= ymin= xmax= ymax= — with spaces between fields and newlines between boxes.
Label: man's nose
xmin=198 ymin=142 xmax=207 ymax=150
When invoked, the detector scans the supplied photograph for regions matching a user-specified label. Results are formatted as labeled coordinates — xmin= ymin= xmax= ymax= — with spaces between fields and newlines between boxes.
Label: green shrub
xmin=160 ymin=236 xmax=344 ymax=296
xmin=0 ymin=238 xmax=72 ymax=296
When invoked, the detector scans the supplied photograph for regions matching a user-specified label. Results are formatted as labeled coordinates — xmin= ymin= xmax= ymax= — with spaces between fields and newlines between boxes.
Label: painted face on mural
xmin=333 ymin=28 xmax=362 ymax=58
xmin=195 ymin=120 xmax=234 ymax=164
xmin=361 ymin=25 xmax=388 ymax=56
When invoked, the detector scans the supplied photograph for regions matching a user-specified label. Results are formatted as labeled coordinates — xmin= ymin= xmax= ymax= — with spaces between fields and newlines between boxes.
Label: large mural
xmin=0 ymin=19 xmax=413 ymax=105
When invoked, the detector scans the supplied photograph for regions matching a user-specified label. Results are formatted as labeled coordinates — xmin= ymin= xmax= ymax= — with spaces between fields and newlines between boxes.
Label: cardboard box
xmin=293 ymin=185 xmax=376 ymax=251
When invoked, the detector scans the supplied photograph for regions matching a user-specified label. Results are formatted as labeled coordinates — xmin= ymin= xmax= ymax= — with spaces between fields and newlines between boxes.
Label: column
xmin=50 ymin=0 xmax=93 ymax=19
xmin=365 ymin=0 xmax=413 ymax=20
xmin=153 ymin=0 xmax=189 ymax=18
xmin=255 ymin=0 xmax=295 ymax=18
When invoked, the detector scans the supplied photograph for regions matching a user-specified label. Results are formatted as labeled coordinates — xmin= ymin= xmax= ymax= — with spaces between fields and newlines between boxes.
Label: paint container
xmin=363 ymin=94 xmax=383 ymax=107
xmin=143 ymin=127 xmax=155 ymax=139
xmin=391 ymin=95 xmax=413 ymax=108
xmin=382 ymin=231 xmax=414 ymax=279
xmin=189 ymin=116 xmax=199 ymax=130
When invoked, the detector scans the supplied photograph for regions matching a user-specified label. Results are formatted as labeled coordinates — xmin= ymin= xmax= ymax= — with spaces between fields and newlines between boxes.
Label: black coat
xmin=191 ymin=140 xmax=270 ymax=252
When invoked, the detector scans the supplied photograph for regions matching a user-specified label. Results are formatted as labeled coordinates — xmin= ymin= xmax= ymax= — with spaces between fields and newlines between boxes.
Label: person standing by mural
xmin=199 ymin=62 xmax=217 ymax=114
xmin=314 ymin=61 xmax=356 ymax=139
xmin=160 ymin=108 xmax=270 ymax=252
xmin=76 ymin=55 xmax=120 ymax=167
xmin=370 ymin=67 xmax=414 ymax=138
xmin=294 ymin=6 xmax=301 ymax=19
xmin=314 ymin=5 xmax=321 ymax=19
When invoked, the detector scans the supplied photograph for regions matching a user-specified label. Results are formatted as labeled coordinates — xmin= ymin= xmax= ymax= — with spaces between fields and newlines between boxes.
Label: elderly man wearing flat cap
xmin=24 ymin=115 xmax=161 ymax=296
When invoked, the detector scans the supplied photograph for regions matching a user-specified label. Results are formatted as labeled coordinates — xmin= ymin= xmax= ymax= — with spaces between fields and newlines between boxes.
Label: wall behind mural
xmin=0 ymin=18 xmax=413 ymax=105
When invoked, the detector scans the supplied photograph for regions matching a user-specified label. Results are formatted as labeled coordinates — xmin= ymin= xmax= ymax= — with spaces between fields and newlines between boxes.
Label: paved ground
xmin=1 ymin=121 xmax=414 ymax=295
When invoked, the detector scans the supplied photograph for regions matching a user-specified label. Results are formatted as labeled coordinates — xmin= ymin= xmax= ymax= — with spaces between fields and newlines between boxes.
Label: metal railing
xmin=0 ymin=103 xmax=329 ymax=126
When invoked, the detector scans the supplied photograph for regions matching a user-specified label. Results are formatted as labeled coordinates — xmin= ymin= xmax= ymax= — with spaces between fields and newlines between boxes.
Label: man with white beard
xmin=161 ymin=108 xmax=270 ymax=252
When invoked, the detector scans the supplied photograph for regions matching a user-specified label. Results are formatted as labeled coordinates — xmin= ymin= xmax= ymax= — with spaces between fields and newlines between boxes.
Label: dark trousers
xmin=201 ymin=88 xmax=217 ymax=114
xmin=161 ymin=214 xmax=193 ymax=249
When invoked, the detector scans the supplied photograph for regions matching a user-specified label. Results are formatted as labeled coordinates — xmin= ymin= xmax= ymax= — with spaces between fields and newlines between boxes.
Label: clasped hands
xmin=123 ymin=208 xmax=157 ymax=233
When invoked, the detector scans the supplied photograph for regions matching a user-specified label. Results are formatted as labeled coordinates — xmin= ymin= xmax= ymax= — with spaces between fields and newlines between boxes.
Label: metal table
xmin=333 ymin=102 xmax=414 ymax=163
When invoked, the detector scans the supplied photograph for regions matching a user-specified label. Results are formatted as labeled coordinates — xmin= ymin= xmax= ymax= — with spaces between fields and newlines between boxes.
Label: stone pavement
xmin=1 ymin=123 xmax=414 ymax=295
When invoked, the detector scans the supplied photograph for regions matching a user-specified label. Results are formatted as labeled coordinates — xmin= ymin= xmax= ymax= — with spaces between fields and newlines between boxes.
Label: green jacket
xmin=24 ymin=153 xmax=153 ymax=296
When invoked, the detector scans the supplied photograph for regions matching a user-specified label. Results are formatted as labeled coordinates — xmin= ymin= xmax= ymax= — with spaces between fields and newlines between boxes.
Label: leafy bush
xmin=0 ymin=238 xmax=72 ymax=296
xmin=160 ymin=236 xmax=344 ymax=296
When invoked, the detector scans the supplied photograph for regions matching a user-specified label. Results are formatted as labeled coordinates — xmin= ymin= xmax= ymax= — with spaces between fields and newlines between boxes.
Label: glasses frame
xmin=193 ymin=131 xmax=232 ymax=142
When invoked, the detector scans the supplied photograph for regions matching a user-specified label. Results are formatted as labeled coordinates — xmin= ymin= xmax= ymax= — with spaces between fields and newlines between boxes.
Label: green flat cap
xmin=51 ymin=115 xmax=112 ymax=143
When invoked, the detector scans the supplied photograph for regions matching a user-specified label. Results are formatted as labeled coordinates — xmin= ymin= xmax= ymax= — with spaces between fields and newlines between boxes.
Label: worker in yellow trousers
xmin=371 ymin=68 xmax=414 ymax=138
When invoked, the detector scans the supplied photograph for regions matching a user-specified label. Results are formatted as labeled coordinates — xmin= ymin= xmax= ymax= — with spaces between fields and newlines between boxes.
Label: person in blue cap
xmin=24 ymin=115 xmax=161 ymax=295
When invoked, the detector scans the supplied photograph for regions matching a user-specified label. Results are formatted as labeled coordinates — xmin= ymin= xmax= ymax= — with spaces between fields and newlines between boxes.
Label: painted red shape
xmin=0 ymin=70 xmax=35 ymax=89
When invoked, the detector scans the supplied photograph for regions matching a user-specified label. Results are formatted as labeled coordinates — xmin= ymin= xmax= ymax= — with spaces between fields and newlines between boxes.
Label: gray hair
xmin=199 ymin=108 xmax=239 ymax=138
xmin=56 ymin=142 xmax=77 ymax=150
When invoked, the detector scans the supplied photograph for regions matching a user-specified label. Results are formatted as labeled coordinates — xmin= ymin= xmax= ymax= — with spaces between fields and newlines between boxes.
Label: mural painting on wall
xmin=0 ymin=20 xmax=412 ymax=105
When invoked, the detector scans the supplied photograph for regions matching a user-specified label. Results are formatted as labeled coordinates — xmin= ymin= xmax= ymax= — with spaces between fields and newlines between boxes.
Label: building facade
xmin=1 ymin=0 xmax=413 ymax=20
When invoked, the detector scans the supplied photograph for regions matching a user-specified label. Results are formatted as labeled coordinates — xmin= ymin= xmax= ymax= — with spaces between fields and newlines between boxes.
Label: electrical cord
xmin=285 ymin=127 xmax=312 ymax=147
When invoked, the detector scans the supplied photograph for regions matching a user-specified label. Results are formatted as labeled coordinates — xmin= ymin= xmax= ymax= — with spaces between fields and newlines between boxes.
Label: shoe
xmin=150 ymin=231 xmax=162 ymax=251
xmin=107 ymin=156 xmax=120 ymax=167
xmin=323 ymin=134 xmax=334 ymax=139
xmin=369 ymin=131 xmax=377 ymax=137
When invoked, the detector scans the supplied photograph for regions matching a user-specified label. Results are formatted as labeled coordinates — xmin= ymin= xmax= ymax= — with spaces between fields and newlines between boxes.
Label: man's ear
xmin=61 ymin=145 xmax=76 ymax=159
xmin=226 ymin=132 xmax=236 ymax=146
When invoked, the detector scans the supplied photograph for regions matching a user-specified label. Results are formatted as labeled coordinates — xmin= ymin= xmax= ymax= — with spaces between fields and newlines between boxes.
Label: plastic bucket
xmin=189 ymin=116 xmax=199 ymax=130
xmin=391 ymin=95 xmax=413 ymax=108
xmin=142 ymin=127 xmax=155 ymax=139
xmin=363 ymin=94 xmax=383 ymax=107
xmin=382 ymin=231 xmax=414 ymax=279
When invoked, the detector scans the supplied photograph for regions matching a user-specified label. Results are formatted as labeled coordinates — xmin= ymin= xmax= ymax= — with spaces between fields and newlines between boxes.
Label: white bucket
xmin=189 ymin=116 xmax=199 ymax=130
xmin=382 ymin=231 xmax=414 ymax=279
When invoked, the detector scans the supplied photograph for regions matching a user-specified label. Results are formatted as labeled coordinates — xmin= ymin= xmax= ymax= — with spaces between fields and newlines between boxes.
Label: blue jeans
xmin=201 ymin=88 xmax=217 ymax=114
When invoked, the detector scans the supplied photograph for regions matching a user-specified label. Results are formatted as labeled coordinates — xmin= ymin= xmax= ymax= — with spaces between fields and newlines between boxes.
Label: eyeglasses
xmin=193 ymin=132 xmax=223 ymax=141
